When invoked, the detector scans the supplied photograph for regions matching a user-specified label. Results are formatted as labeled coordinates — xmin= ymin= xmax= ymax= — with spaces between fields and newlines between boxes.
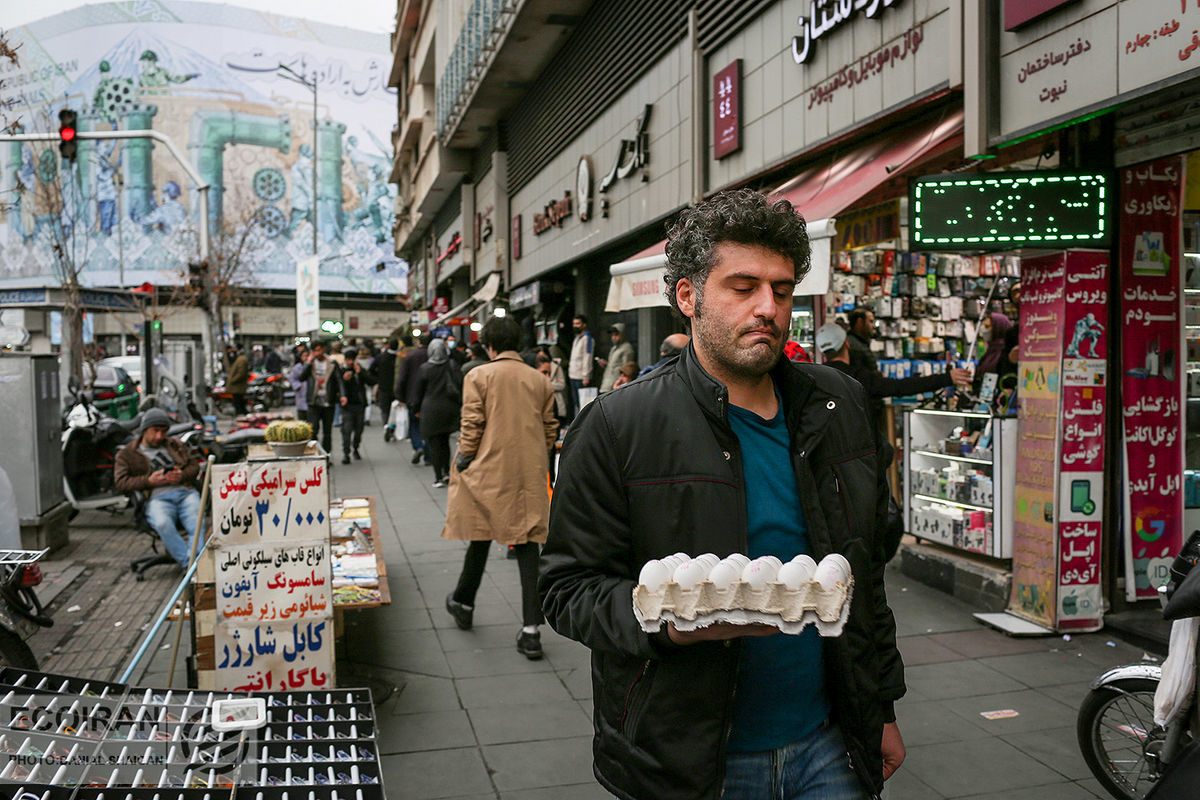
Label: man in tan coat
xmin=443 ymin=316 xmax=559 ymax=659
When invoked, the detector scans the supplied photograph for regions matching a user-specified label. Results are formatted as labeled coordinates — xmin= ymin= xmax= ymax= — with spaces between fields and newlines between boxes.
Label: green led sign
xmin=320 ymin=319 xmax=344 ymax=335
xmin=910 ymin=171 xmax=1110 ymax=251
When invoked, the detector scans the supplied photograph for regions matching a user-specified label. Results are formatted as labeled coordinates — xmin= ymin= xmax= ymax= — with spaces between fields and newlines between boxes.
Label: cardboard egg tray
xmin=633 ymin=577 xmax=853 ymax=636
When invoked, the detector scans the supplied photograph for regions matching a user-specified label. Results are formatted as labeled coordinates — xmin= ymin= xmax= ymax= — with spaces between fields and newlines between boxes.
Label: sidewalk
xmin=30 ymin=421 xmax=1154 ymax=798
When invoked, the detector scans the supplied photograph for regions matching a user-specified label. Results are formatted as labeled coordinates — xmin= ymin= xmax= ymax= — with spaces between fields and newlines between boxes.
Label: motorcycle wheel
xmin=1078 ymin=677 xmax=1166 ymax=799
xmin=0 ymin=627 xmax=37 ymax=670
xmin=1 ymin=571 xmax=54 ymax=628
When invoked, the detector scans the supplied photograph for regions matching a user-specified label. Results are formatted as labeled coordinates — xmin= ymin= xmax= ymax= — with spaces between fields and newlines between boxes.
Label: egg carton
xmin=632 ymin=577 xmax=853 ymax=637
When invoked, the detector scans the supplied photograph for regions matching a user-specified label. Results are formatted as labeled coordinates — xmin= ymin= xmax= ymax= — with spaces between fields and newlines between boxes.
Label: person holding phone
xmin=114 ymin=408 xmax=201 ymax=568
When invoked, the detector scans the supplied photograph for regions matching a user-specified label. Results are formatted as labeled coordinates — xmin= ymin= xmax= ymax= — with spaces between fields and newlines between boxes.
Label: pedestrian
xmin=370 ymin=338 xmax=401 ymax=441
xmin=395 ymin=335 xmax=431 ymax=465
xmin=976 ymin=311 xmax=1016 ymax=380
xmin=447 ymin=334 xmax=469 ymax=366
xmin=541 ymin=189 xmax=907 ymax=800
xmin=224 ymin=344 xmax=249 ymax=416
xmin=297 ymin=341 xmax=336 ymax=454
xmin=816 ymin=322 xmax=970 ymax=418
xmin=263 ymin=345 xmax=283 ymax=374
xmin=289 ymin=351 xmax=310 ymax=423
xmin=413 ymin=338 xmax=463 ymax=487
xmin=328 ymin=347 xmax=374 ymax=464
xmin=113 ymin=408 xmax=201 ymax=568
xmin=462 ymin=342 xmax=490 ymax=374
xmin=598 ymin=322 xmax=634 ymax=394
xmin=443 ymin=316 xmax=558 ymax=660
xmin=611 ymin=360 xmax=639 ymax=390
xmin=638 ymin=332 xmax=689 ymax=377
xmin=535 ymin=352 xmax=568 ymax=422
xmin=567 ymin=314 xmax=594 ymax=414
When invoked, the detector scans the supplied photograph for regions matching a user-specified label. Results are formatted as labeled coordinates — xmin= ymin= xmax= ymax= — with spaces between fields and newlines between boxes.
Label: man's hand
xmin=598 ymin=358 xmax=608 ymax=368
xmin=666 ymin=621 xmax=778 ymax=645
xmin=949 ymin=367 xmax=972 ymax=387
xmin=455 ymin=453 xmax=473 ymax=473
xmin=344 ymin=370 xmax=354 ymax=381
xmin=340 ymin=396 xmax=348 ymax=407
xmin=881 ymin=722 xmax=905 ymax=780
xmin=582 ymin=377 xmax=590 ymax=387
xmin=148 ymin=468 xmax=181 ymax=487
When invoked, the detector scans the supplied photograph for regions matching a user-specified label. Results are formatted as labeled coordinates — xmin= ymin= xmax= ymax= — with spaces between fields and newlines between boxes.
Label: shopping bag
xmin=577 ymin=386 xmax=599 ymax=409
xmin=390 ymin=401 xmax=409 ymax=440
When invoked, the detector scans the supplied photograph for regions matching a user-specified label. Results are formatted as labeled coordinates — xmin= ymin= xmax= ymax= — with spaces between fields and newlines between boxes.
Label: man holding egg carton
xmin=541 ymin=190 xmax=906 ymax=800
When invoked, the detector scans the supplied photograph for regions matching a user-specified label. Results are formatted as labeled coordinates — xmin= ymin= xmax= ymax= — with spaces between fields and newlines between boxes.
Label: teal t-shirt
xmin=725 ymin=388 xmax=830 ymax=753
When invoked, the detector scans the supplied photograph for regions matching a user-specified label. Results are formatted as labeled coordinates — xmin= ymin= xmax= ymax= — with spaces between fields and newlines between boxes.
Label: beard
xmin=692 ymin=296 xmax=784 ymax=380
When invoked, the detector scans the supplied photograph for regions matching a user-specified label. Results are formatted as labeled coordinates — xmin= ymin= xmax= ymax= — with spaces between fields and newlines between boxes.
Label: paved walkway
xmin=27 ymin=418 xmax=1156 ymax=798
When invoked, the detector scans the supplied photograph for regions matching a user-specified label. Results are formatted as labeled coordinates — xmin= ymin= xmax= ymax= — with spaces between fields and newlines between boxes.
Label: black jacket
xmin=395 ymin=346 xmax=429 ymax=407
xmin=369 ymin=349 xmax=398 ymax=408
xmin=412 ymin=359 xmax=463 ymax=436
xmin=845 ymin=333 xmax=951 ymax=426
xmin=540 ymin=345 xmax=904 ymax=800
xmin=328 ymin=363 xmax=374 ymax=407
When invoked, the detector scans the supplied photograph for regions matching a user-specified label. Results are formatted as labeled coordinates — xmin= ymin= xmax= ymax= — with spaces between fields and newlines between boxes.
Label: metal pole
xmin=312 ymin=81 xmax=319 ymax=257
xmin=167 ymin=454 xmax=215 ymax=685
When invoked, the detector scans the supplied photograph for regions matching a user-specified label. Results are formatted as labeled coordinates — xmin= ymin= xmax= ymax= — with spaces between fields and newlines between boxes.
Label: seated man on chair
xmin=114 ymin=408 xmax=201 ymax=568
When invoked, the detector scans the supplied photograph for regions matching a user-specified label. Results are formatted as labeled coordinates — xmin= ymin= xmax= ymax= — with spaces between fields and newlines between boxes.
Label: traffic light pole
xmin=0 ymin=128 xmax=214 ymax=410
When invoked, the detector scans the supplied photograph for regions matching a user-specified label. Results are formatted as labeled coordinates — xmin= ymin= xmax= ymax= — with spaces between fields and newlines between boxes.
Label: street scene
xmin=0 ymin=0 xmax=1196 ymax=799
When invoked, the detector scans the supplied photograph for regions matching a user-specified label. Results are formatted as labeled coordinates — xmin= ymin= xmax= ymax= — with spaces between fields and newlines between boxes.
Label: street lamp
xmin=276 ymin=63 xmax=318 ymax=256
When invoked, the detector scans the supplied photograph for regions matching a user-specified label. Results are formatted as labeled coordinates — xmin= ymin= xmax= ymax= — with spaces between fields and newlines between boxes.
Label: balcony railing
xmin=435 ymin=0 xmax=518 ymax=142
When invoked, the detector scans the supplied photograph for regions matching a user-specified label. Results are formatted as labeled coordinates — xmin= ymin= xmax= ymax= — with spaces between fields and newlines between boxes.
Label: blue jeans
xmin=721 ymin=720 xmax=866 ymax=800
xmin=145 ymin=488 xmax=202 ymax=567
xmin=409 ymin=413 xmax=426 ymax=455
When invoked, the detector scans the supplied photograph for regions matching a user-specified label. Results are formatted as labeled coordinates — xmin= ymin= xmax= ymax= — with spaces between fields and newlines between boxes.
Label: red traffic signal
xmin=58 ymin=108 xmax=78 ymax=162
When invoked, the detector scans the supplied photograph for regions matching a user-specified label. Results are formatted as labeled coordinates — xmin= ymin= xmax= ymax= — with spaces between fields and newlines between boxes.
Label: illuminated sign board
xmin=320 ymin=319 xmax=344 ymax=335
xmin=910 ymin=171 xmax=1109 ymax=251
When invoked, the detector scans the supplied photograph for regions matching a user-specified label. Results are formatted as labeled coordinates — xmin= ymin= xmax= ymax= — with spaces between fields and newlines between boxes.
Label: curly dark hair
xmin=663 ymin=189 xmax=811 ymax=319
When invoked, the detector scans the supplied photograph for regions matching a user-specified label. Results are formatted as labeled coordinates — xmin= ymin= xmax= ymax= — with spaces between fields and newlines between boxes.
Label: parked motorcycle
xmin=209 ymin=371 xmax=283 ymax=415
xmin=1077 ymin=531 xmax=1200 ymax=798
xmin=0 ymin=470 xmax=54 ymax=669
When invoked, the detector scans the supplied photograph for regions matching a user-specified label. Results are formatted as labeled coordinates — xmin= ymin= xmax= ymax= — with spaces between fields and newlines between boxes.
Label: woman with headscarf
xmin=976 ymin=312 xmax=1016 ymax=382
xmin=412 ymin=339 xmax=463 ymax=487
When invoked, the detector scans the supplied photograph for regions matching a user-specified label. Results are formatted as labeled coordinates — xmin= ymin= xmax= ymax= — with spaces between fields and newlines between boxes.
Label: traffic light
xmin=58 ymin=108 xmax=77 ymax=163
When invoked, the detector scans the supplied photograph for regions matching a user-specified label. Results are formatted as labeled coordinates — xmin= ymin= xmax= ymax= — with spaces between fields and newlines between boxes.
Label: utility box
xmin=0 ymin=354 xmax=65 ymax=522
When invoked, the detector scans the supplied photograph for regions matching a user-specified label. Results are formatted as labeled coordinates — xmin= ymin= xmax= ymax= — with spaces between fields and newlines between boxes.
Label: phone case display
xmin=329 ymin=498 xmax=389 ymax=607
xmin=904 ymin=409 xmax=1018 ymax=559
xmin=789 ymin=303 xmax=816 ymax=356
xmin=632 ymin=553 xmax=853 ymax=635
xmin=0 ymin=667 xmax=383 ymax=799
xmin=1186 ymin=220 xmax=1200 ymax=534
xmin=828 ymin=250 xmax=1020 ymax=393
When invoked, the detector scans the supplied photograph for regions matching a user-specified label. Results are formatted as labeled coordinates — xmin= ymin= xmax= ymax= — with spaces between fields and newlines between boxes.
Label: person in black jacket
xmin=369 ymin=338 xmax=400 ymax=442
xmin=816 ymin=322 xmax=971 ymax=415
xmin=394 ymin=338 xmax=431 ymax=465
xmin=412 ymin=338 xmax=463 ymax=486
xmin=541 ymin=189 xmax=906 ymax=800
xmin=328 ymin=347 xmax=374 ymax=465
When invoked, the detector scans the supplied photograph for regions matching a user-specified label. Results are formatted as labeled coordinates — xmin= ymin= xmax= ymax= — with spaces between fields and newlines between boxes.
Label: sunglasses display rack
xmin=0 ymin=669 xmax=384 ymax=800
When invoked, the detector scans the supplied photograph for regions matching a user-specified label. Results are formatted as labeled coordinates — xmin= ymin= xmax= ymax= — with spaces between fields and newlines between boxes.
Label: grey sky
xmin=6 ymin=0 xmax=394 ymax=34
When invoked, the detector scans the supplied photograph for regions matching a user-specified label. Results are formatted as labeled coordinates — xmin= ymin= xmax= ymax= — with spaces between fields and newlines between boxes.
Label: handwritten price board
xmin=216 ymin=542 xmax=332 ymax=624
xmin=209 ymin=458 xmax=333 ymax=691
xmin=214 ymin=620 xmax=332 ymax=693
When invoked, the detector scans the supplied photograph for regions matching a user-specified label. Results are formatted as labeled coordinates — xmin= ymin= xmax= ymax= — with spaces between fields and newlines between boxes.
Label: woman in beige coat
xmin=443 ymin=316 xmax=559 ymax=659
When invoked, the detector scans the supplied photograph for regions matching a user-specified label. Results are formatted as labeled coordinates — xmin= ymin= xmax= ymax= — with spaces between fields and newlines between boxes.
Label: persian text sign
xmin=1056 ymin=250 xmax=1108 ymax=631
xmin=211 ymin=460 xmax=329 ymax=545
xmin=214 ymin=620 xmax=332 ymax=693
xmin=215 ymin=541 xmax=332 ymax=625
xmin=713 ymin=60 xmax=741 ymax=159
xmin=1120 ymin=156 xmax=1185 ymax=600
xmin=1010 ymin=254 xmax=1065 ymax=628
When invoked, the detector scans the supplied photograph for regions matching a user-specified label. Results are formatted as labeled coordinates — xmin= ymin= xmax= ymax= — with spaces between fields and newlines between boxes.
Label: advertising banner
xmin=1120 ymin=156 xmax=1186 ymax=600
xmin=1057 ymin=250 xmax=1108 ymax=631
xmin=210 ymin=457 xmax=332 ymax=691
xmin=2 ymin=2 xmax=405 ymax=295
xmin=1010 ymin=254 xmax=1066 ymax=628
xmin=297 ymin=255 xmax=320 ymax=333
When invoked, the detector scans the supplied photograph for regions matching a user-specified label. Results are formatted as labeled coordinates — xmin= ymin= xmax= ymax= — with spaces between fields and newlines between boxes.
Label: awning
xmin=605 ymin=219 xmax=836 ymax=312
xmin=605 ymin=109 xmax=963 ymax=313
xmin=426 ymin=271 xmax=501 ymax=328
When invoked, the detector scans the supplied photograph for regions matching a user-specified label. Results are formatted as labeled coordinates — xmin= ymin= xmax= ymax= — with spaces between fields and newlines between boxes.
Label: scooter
xmin=0 ymin=469 xmax=54 ymax=669
xmin=1077 ymin=530 xmax=1200 ymax=798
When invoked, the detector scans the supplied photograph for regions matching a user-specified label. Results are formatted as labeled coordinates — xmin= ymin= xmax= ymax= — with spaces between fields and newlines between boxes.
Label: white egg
xmin=723 ymin=553 xmax=751 ymax=569
xmin=777 ymin=555 xmax=817 ymax=589
xmin=741 ymin=556 xmax=782 ymax=590
xmin=813 ymin=554 xmax=851 ymax=591
xmin=673 ymin=559 xmax=710 ymax=590
xmin=707 ymin=561 xmax=741 ymax=590
xmin=694 ymin=553 xmax=721 ymax=569
xmin=638 ymin=560 xmax=671 ymax=592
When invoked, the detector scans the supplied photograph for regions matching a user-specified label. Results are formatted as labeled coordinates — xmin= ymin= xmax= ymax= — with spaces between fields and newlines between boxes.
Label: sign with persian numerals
xmin=713 ymin=60 xmax=741 ymax=159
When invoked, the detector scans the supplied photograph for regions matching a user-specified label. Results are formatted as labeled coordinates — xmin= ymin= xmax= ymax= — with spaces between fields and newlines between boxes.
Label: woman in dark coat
xmin=412 ymin=338 xmax=464 ymax=487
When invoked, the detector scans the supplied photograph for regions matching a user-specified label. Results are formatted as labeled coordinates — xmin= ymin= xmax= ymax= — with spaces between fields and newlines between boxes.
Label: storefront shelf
xmin=913 ymin=493 xmax=992 ymax=512
xmin=913 ymin=449 xmax=993 ymax=466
